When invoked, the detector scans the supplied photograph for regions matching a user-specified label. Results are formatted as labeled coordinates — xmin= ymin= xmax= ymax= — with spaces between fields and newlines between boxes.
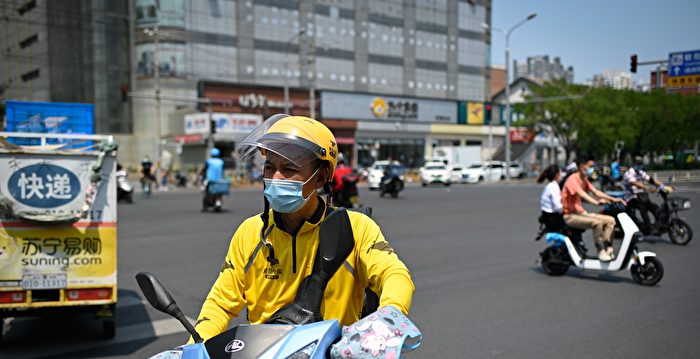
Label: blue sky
xmin=490 ymin=0 xmax=700 ymax=84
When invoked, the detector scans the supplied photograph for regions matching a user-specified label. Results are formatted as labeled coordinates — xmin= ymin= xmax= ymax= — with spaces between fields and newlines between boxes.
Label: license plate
xmin=350 ymin=195 xmax=358 ymax=204
xmin=21 ymin=274 xmax=67 ymax=289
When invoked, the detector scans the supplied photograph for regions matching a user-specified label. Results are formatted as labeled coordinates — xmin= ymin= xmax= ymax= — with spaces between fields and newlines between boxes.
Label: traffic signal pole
xmin=630 ymin=55 xmax=667 ymax=90
xmin=128 ymin=92 xmax=215 ymax=157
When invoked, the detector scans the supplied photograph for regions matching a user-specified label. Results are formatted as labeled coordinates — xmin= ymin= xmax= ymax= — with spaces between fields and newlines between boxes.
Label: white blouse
xmin=540 ymin=181 xmax=563 ymax=213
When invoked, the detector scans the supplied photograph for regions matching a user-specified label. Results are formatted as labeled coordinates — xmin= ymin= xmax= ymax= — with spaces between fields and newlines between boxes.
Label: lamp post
xmin=144 ymin=26 xmax=168 ymax=167
xmin=503 ymin=13 xmax=537 ymax=180
xmin=283 ymin=28 xmax=306 ymax=114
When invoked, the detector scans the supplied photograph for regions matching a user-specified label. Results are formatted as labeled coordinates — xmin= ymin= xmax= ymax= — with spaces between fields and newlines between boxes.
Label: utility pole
xmin=128 ymin=92 xmax=214 ymax=155
xmin=308 ymin=30 xmax=316 ymax=119
xmin=144 ymin=26 xmax=166 ymax=166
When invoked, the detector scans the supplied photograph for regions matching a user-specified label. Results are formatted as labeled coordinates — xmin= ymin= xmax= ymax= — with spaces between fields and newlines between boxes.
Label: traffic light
xmin=485 ymin=103 xmax=493 ymax=124
xmin=630 ymin=54 xmax=638 ymax=73
xmin=120 ymin=84 xmax=129 ymax=102
xmin=210 ymin=119 xmax=216 ymax=134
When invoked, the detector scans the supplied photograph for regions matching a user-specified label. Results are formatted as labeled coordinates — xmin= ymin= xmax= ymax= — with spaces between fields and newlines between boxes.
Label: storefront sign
xmin=185 ymin=113 xmax=262 ymax=135
xmin=238 ymin=93 xmax=288 ymax=110
xmin=322 ymin=91 xmax=457 ymax=123
xmin=510 ymin=128 xmax=534 ymax=143
xmin=466 ymin=102 xmax=484 ymax=125
xmin=175 ymin=134 xmax=203 ymax=144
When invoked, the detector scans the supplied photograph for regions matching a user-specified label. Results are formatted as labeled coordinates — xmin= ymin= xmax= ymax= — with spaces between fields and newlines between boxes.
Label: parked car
xmin=368 ymin=160 xmax=402 ymax=190
xmin=461 ymin=161 xmax=505 ymax=183
xmin=509 ymin=162 xmax=526 ymax=179
xmin=449 ymin=165 xmax=464 ymax=183
xmin=420 ymin=161 xmax=452 ymax=186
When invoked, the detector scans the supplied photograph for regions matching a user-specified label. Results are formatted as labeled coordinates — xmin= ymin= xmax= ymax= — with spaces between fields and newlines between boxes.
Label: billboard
xmin=135 ymin=0 xmax=185 ymax=28
xmin=136 ymin=43 xmax=186 ymax=77
xmin=185 ymin=113 xmax=262 ymax=135
xmin=321 ymin=91 xmax=457 ymax=123
xmin=4 ymin=101 xmax=94 ymax=146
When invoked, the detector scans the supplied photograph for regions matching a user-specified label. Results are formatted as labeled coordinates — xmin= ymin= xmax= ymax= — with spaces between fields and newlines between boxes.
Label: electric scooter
xmin=603 ymin=184 xmax=693 ymax=245
xmin=537 ymin=212 xmax=664 ymax=286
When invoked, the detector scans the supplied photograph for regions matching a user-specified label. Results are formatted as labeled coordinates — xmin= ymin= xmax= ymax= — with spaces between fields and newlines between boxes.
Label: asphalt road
xmin=2 ymin=181 xmax=700 ymax=358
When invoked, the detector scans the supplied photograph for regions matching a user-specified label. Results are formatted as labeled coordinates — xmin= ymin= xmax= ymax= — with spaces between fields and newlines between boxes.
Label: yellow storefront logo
xmin=371 ymin=98 xmax=387 ymax=118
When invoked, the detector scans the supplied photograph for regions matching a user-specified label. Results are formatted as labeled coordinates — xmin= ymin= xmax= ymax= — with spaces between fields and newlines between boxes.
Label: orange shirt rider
xmin=562 ymin=173 xmax=595 ymax=214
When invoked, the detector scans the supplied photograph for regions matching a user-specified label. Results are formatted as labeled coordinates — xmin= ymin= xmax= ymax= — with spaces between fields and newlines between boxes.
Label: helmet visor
xmin=237 ymin=114 xmax=324 ymax=168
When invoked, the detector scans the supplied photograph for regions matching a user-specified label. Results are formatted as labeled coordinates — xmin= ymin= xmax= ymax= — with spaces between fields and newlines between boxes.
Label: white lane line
xmin=117 ymin=295 xmax=148 ymax=308
xmin=2 ymin=316 xmax=195 ymax=358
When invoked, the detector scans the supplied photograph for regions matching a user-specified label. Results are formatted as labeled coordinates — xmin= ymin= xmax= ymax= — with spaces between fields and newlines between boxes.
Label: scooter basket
xmin=207 ymin=180 xmax=231 ymax=195
xmin=668 ymin=197 xmax=691 ymax=210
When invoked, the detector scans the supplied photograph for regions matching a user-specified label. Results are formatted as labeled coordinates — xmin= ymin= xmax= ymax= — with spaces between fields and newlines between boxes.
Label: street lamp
xmin=504 ymin=13 xmax=536 ymax=180
xmin=283 ymin=28 xmax=306 ymax=114
xmin=486 ymin=13 xmax=537 ymax=180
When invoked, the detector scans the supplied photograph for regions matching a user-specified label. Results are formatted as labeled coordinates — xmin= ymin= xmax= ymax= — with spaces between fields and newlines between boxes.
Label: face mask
xmin=634 ymin=165 xmax=643 ymax=171
xmin=263 ymin=168 xmax=320 ymax=213
xmin=586 ymin=167 xmax=594 ymax=176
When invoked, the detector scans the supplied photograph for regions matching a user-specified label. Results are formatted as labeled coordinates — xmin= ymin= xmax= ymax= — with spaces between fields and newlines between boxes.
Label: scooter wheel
xmin=631 ymin=257 xmax=664 ymax=286
xmin=668 ymin=219 xmax=693 ymax=245
xmin=541 ymin=247 xmax=569 ymax=276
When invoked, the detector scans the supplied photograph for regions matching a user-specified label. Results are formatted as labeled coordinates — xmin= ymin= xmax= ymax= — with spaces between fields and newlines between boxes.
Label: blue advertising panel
xmin=5 ymin=101 xmax=94 ymax=146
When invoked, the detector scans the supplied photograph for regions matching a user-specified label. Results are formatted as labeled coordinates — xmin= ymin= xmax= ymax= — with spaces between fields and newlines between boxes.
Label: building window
xmin=17 ymin=0 xmax=36 ymax=16
xmin=19 ymin=34 xmax=38 ymax=49
xmin=21 ymin=69 xmax=40 ymax=82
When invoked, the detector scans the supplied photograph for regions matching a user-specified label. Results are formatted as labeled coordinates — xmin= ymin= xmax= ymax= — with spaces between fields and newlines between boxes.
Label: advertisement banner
xmin=135 ymin=0 xmax=185 ymax=28
xmin=0 ymin=226 xmax=117 ymax=288
xmin=185 ymin=113 xmax=262 ymax=135
xmin=5 ymin=101 xmax=94 ymax=147
xmin=467 ymin=102 xmax=484 ymax=125
xmin=0 ymin=154 xmax=116 ymax=224
xmin=321 ymin=91 xmax=457 ymax=123
xmin=136 ymin=43 xmax=186 ymax=77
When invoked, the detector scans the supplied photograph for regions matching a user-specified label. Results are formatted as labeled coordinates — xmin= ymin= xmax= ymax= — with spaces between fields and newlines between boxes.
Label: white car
xmin=509 ymin=162 xmax=526 ymax=179
xmin=449 ymin=165 xmax=464 ymax=183
xmin=367 ymin=160 xmax=393 ymax=190
xmin=420 ymin=161 xmax=452 ymax=186
xmin=461 ymin=161 xmax=505 ymax=183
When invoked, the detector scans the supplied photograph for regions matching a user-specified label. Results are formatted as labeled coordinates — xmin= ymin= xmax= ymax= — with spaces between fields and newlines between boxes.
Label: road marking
xmin=2 ymin=316 xmax=194 ymax=358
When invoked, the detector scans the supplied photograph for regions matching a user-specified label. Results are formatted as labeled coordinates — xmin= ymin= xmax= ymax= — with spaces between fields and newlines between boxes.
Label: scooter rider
xmin=201 ymin=148 xmax=225 ymax=209
xmin=191 ymin=114 xmax=414 ymax=342
xmin=562 ymin=156 xmax=626 ymax=261
xmin=203 ymin=148 xmax=224 ymax=183
xmin=331 ymin=153 xmax=352 ymax=192
xmin=623 ymin=156 xmax=663 ymax=235
xmin=537 ymin=164 xmax=565 ymax=232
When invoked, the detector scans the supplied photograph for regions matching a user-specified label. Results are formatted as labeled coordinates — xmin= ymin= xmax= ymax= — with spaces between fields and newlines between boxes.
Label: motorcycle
xmin=334 ymin=172 xmax=361 ymax=208
xmin=116 ymin=168 xmax=134 ymax=203
xmin=535 ymin=211 xmax=664 ymax=286
xmin=202 ymin=179 xmax=231 ymax=212
xmin=380 ymin=169 xmax=405 ymax=199
xmin=136 ymin=209 xmax=421 ymax=359
xmin=603 ymin=184 xmax=693 ymax=245
xmin=175 ymin=170 xmax=188 ymax=188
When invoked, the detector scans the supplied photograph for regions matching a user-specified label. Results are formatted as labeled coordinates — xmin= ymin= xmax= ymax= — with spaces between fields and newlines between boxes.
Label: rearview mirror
xmin=136 ymin=272 xmax=176 ymax=314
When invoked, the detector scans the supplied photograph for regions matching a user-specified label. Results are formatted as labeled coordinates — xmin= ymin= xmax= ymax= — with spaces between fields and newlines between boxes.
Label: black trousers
xmin=626 ymin=196 xmax=658 ymax=235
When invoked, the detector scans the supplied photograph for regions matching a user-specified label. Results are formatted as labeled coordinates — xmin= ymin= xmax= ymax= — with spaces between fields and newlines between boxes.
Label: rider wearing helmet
xmin=191 ymin=115 xmax=415 ymax=341
xmin=204 ymin=147 xmax=224 ymax=183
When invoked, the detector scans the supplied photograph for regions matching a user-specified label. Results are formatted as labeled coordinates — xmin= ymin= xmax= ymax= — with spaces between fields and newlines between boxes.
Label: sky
xmin=490 ymin=0 xmax=700 ymax=84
